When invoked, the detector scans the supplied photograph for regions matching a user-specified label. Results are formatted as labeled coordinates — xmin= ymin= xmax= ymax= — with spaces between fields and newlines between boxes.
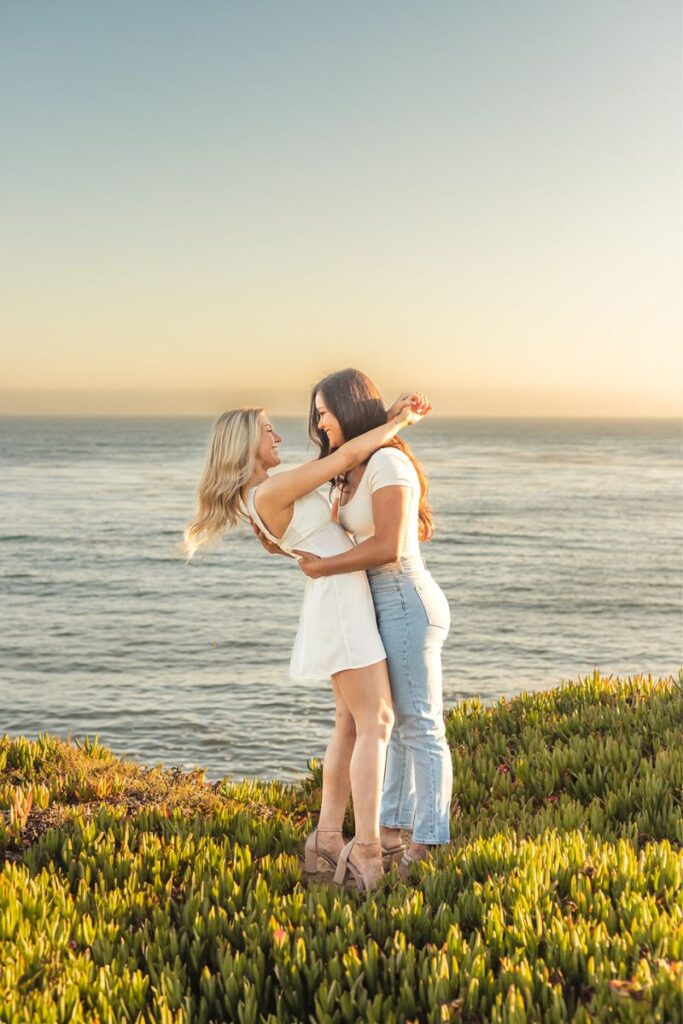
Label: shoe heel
xmin=304 ymin=848 xmax=320 ymax=873
xmin=303 ymin=832 xmax=319 ymax=874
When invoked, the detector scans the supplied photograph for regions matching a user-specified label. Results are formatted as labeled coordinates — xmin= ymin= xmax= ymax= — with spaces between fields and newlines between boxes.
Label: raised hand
xmin=393 ymin=392 xmax=433 ymax=427
xmin=387 ymin=391 xmax=432 ymax=422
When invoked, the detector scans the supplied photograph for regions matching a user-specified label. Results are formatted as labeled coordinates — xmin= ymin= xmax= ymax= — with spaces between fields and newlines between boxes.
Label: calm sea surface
xmin=1 ymin=417 xmax=681 ymax=782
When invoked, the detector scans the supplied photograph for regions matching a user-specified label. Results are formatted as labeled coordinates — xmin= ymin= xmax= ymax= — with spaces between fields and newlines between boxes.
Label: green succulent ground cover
xmin=0 ymin=672 xmax=681 ymax=1023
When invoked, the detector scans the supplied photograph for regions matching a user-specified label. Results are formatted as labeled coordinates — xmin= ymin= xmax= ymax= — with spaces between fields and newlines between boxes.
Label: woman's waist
xmin=367 ymin=553 xmax=427 ymax=579
xmin=284 ymin=526 xmax=355 ymax=558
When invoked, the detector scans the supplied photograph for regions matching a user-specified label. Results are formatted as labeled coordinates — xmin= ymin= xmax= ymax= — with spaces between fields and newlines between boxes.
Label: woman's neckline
xmin=338 ymin=464 xmax=370 ymax=511
xmin=338 ymin=446 xmax=405 ymax=511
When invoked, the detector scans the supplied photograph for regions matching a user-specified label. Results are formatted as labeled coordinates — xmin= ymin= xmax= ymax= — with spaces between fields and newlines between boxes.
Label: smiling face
xmin=314 ymin=391 xmax=345 ymax=450
xmin=255 ymin=413 xmax=282 ymax=469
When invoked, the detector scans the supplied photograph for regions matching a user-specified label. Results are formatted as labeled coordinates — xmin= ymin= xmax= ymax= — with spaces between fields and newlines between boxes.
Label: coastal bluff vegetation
xmin=1 ymin=672 xmax=681 ymax=1023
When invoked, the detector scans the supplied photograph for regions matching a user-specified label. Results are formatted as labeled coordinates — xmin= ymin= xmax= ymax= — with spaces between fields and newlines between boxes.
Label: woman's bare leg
xmin=315 ymin=681 xmax=356 ymax=861
xmin=333 ymin=659 xmax=395 ymax=884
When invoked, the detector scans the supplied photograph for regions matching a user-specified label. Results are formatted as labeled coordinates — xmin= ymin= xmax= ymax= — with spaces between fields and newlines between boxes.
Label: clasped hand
xmin=292 ymin=550 xmax=325 ymax=578
xmin=250 ymin=522 xmax=326 ymax=577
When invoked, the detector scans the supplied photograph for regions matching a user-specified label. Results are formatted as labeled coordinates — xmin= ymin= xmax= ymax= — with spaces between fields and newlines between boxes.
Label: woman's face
xmin=256 ymin=413 xmax=282 ymax=469
xmin=315 ymin=391 xmax=345 ymax=449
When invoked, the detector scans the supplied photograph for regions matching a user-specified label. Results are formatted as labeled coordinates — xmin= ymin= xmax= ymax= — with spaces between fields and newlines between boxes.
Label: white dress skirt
xmin=243 ymin=485 xmax=386 ymax=680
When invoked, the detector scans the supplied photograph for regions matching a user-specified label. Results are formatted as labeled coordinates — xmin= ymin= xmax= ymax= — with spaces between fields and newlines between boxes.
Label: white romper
xmin=243 ymin=485 xmax=386 ymax=681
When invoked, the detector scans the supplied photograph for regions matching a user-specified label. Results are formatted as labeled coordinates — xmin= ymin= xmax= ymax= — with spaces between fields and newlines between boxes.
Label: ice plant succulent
xmin=0 ymin=672 xmax=680 ymax=1022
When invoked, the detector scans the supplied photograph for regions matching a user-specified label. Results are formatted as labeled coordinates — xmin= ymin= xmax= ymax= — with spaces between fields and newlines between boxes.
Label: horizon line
xmin=1 ymin=387 xmax=681 ymax=420
xmin=1 ymin=412 xmax=681 ymax=422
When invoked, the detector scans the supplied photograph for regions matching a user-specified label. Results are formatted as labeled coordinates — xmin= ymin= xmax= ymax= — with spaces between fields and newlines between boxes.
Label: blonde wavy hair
xmin=181 ymin=407 xmax=263 ymax=561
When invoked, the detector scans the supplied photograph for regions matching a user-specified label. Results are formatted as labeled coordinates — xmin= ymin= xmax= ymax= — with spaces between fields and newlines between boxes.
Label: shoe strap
xmin=316 ymin=827 xmax=343 ymax=832
xmin=354 ymin=837 xmax=381 ymax=846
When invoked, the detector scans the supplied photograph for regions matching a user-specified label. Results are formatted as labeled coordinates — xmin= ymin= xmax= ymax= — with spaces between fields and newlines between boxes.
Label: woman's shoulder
xmin=367 ymin=446 xmax=412 ymax=468
xmin=365 ymin=446 xmax=418 ymax=489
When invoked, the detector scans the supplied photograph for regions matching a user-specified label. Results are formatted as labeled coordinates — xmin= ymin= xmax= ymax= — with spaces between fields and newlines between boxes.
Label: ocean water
xmin=1 ymin=416 xmax=681 ymax=782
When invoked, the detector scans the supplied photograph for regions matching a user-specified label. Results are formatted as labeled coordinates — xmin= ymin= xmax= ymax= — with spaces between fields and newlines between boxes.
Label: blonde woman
xmin=183 ymin=398 xmax=430 ymax=892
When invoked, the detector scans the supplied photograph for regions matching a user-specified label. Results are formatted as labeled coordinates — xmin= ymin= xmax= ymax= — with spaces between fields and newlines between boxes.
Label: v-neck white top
xmin=337 ymin=447 xmax=421 ymax=558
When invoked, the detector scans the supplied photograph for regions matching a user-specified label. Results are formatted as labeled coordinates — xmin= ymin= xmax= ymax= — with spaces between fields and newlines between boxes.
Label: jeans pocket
xmin=413 ymin=579 xmax=451 ymax=631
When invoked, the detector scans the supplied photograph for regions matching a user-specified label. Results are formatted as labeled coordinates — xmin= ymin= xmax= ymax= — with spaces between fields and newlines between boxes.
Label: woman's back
xmin=247 ymin=486 xmax=356 ymax=559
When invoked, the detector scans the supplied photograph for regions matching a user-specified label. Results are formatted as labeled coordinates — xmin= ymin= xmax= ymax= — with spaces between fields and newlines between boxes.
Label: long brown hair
xmin=308 ymin=368 xmax=434 ymax=541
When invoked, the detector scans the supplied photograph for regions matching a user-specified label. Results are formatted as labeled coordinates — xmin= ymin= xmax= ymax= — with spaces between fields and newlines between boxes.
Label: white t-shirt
xmin=336 ymin=447 xmax=421 ymax=558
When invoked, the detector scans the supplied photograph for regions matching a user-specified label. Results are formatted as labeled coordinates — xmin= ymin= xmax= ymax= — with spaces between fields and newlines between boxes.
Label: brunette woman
xmin=295 ymin=369 xmax=452 ymax=877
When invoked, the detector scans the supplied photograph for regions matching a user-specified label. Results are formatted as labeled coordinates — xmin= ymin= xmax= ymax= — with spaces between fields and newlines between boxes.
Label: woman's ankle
xmin=380 ymin=824 xmax=402 ymax=839
xmin=352 ymin=844 xmax=383 ymax=863
xmin=351 ymin=835 xmax=381 ymax=853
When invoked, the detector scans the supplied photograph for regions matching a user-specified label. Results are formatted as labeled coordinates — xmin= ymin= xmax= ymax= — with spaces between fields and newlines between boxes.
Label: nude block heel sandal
xmin=381 ymin=841 xmax=407 ymax=868
xmin=398 ymin=849 xmax=425 ymax=881
xmin=303 ymin=827 xmax=343 ymax=874
xmin=333 ymin=837 xmax=383 ymax=893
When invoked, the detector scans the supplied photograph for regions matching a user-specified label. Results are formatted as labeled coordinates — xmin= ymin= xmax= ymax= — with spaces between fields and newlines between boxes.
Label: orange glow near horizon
xmin=1 ymin=4 xmax=681 ymax=417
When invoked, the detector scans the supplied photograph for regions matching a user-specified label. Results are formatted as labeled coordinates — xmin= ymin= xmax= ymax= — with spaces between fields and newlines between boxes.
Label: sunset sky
xmin=1 ymin=2 xmax=681 ymax=417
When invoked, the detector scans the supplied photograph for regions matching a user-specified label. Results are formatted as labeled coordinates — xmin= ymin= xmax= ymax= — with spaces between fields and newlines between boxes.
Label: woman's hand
xmin=386 ymin=391 xmax=431 ymax=421
xmin=393 ymin=394 xmax=433 ymax=427
xmin=251 ymin=521 xmax=290 ymax=556
xmin=293 ymin=550 xmax=327 ymax=578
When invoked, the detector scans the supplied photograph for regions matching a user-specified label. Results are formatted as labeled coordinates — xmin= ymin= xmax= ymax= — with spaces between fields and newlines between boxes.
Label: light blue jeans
xmin=368 ymin=554 xmax=452 ymax=845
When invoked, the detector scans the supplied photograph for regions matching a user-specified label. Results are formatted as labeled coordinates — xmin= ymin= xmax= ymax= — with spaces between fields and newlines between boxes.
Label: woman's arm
xmin=294 ymin=486 xmax=410 ymax=577
xmin=257 ymin=403 xmax=425 ymax=512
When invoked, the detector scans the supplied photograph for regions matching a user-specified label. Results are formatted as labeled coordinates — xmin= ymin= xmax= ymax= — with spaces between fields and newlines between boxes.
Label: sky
xmin=1 ymin=1 xmax=681 ymax=417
